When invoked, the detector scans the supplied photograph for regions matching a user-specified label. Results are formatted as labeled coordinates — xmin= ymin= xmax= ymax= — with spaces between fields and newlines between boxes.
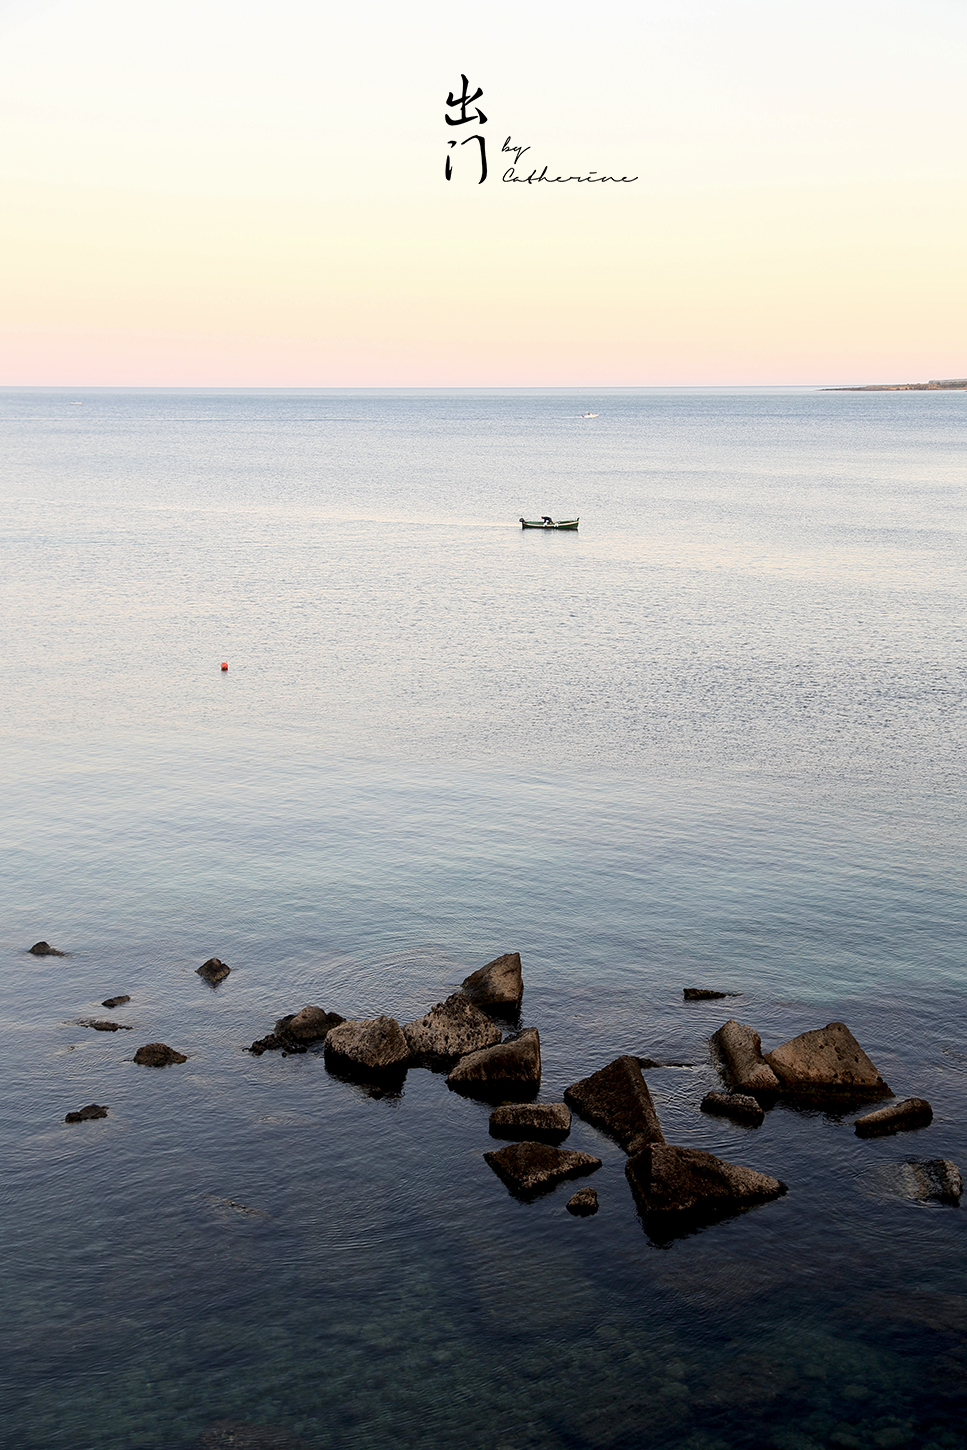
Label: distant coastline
xmin=825 ymin=377 xmax=967 ymax=392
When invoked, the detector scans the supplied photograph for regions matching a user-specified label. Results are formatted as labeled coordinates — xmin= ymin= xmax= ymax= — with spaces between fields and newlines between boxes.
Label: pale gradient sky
xmin=1 ymin=0 xmax=965 ymax=385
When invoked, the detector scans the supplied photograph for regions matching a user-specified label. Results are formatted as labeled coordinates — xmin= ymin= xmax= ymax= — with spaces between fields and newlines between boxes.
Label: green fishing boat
xmin=519 ymin=517 xmax=579 ymax=530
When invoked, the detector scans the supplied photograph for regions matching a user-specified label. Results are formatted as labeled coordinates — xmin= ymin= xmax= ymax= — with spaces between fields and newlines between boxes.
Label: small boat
xmin=519 ymin=517 xmax=579 ymax=530
xmin=581 ymin=412 xmax=598 ymax=418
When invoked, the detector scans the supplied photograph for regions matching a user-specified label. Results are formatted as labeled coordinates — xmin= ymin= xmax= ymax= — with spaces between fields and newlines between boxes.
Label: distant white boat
xmin=582 ymin=412 xmax=599 ymax=418
xmin=70 ymin=401 xmax=82 ymax=405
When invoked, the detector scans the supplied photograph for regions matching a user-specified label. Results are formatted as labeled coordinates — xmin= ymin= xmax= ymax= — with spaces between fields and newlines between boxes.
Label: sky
xmin=1 ymin=0 xmax=965 ymax=386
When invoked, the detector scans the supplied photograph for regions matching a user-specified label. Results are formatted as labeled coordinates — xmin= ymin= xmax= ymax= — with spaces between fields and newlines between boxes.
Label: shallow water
xmin=1 ymin=387 xmax=966 ymax=1449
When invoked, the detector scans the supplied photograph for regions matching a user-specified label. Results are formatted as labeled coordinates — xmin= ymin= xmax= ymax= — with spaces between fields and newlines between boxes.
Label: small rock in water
xmin=102 ymin=995 xmax=131 ymax=1008
xmin=134 ymin=1042 xmax=188 ymax=1066
xmin=489 ymin=1102 xmax=571 ymax=1141
xmin=684 ymin=988 xmax=734 ymax=1000
xmin=196 ymin=957 xmax=231 ymax=984
xmin=446 ymin=1027 xmax=541 ymax=1100
xmin=564 ymin=1055 xmax=664 ymax=1152
xmin=895 ymin=1159 xmax=963 ymax=1205
xmin=764 ymin=1021 xmax=890 ymax=1099
xmin=566 ymin=1187 xmax=599 ymax=1216
xmin=29 ymin=940 xmax=66 ymax=957
xmin=460 ymin=951 xmax=524 ymax=1013
xmin=404 ymin=992 xmax=502 ymax=1065
xmin=700 ymin=1091 xmax=765 ymax=1127
xmin=710 ymin=1019 xmax=780 ymax=1098
xmin=84 ymin=1019 xmax=133 ymax=1032
xmin=484 ymin=1140 xmax=601 ymax=1197
xmin=65 ymin=1103 xmax=108 ymax=1123
xmin=855 ymin=1098 xmax=933 ymax=1137
xmin=324 ymin=1015 xmax=411 ymax=1080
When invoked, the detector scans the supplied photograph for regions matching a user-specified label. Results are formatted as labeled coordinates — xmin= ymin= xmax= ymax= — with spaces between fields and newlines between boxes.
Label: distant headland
xmin=825 ymin=377 xmax=967 ymax=392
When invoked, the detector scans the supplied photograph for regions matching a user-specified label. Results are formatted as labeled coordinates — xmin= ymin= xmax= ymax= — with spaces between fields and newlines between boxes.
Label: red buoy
xmin=220 ymin=661 xmax=228 ymax=671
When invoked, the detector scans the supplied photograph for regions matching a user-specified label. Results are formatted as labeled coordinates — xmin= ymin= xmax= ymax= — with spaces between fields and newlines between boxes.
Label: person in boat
xmin=542 ymin=516 xmax=553 ymax=525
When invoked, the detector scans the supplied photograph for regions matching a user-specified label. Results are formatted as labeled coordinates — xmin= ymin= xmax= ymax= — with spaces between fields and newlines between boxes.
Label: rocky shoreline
xmin=45 ymin=940 xmax=961 ymax=1228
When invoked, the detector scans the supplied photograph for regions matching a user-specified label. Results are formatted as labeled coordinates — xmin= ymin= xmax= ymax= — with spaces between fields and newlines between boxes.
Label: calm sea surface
xmin=1 ymin=387 xmax=966 ymax=1450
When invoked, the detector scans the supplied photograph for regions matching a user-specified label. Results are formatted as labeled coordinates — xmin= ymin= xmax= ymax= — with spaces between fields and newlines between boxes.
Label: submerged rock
xmin=134 ymin=1042 xmax=188 ymax=1066
xmin=564 ymin=1055 xmax=664 ymax=1152
xmin=855 ymin=1098 xmax=933 ymax=1137
xmin=102 ymin=995 xmax=130 ymax=1008
xmin=403 ymin=992 xmax=502 ymax=1065
xmin=197 ymin=1420 xmax=304 ymax=1450
xmin=460 ymin=951 xmax=523 ymax=1013
xmin=324 ymin=1015 xmax=411 ymax=1079
xmin=566 ymin=1187 xmax=599 ymax=1216
xmin=484 ymin=1140 xmax=601 ymax=1197
xmin=894 ymin=1159 xmax=963 ymax=1205
xmin=684 ymin=988 xmax=734 ymax=1000
xmin=710 ymin=1020 xmax=780 ymax=1098
xmin=29 ymin=940 xmax=65 ymax=957
xmin=84 ymin=1019 xmax=133 ymax=1032
xmin=446 ymin=1027 xmax=541 ymax=1100
xmin=196 ymin=957 xmax=231 ymax=984
xmin=626 ymin=1142 xmax=787 ymax=1223
xmin=65 ymin=1103 xmax=108 ymax=1123
xmin=765 ymin=1022 xmax=891 ymax=1099
xmin=700 ymin=1091 xmax=765 ymax=1127
xmin=489 ymin=1102 xmax=571 ymax=1141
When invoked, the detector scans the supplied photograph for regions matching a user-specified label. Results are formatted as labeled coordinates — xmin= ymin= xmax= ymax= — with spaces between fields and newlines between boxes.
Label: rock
xmin=894 ymin=1159 xmax=963 ymax=1205
xmin=83 ymin=1019 xmax=133 ymax=1032
xmin=626 ymin=1143 xmax=787 ymax=1223
xmin=484 ymin=1140 xmax=601 ymax=1197
xmin=404 ymin=992 xmax=502 ymax=1065
xmin=134 ymin=1042 xmax=188 ymax=1066
xmin=323 ymin=1015 xmax=411 ymax=1079
xmin=700 ymin=1091 xmax=765 ymax=1127
xmin=29 ymin=940 xmax=65 ymax=957
xmin=460 ymin=951 xmax=523 ymax=1013
xmin=764 ymin=1022 xmax=891 ymax=1099
xmin=564 ymin=1055 xmax=664 ymax=1152
xmin=446 ymin=1027 xmax=541 ymax=1100
xmin=489 ymin=1102 xmax=571 ymax=1141
xmin=196 ymin=957 xmax=230 ymax=984
xmin=710 ymin=1019 xmax=781 ymax=1098
xmin=855 ymin=1098 xmax=933 ymax=1137
xmin=684 ymin=988 xmax=733 ymax=1000
xmin=65 ymin=1103 xmax=108 ymax=1123
xmin=283 ymin=1005 xmax=345 ymax=1042
xmin=566 ymin=1187 xmax=599 ymax=1216
xmin=102 ymin=995 xmax=130 ymax=1008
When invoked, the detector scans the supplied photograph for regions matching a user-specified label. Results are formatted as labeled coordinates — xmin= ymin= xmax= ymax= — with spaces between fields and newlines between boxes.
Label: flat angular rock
xmin=460 ymin=952 xmax=523 ymax=1012
xmin=564 ymin=1055 xmax=664 ymax=1152
xmin=84 ymin=1019 xmax=133 ymax=1032
xmin=855 ymin=1097 xmax=933 ymax=1137
xmin=626 ymin=1142 xmax=787 ymax=1222
xmin=684 ymin=988 xmax=733 ymax=1000
xmin=566 ymin=1187 xmax=599 ymax=1216
xmin=710 ymin=1020 xmax=780 ymax=1098
xmin=29 ymin=940 xmax=65 ymax=957
xmin=197 ymin=957 xmax=230 ymax=984
xmin=894 ymin=1159 xmax=963 ymax=1205
xmin=403 ymin=992 xmax=502 ymax=1065
xmin=65 ymin=1103 xmax=108 ymax=1123
xmin=489 ymin=1102 xmax=571 ymax=1142
xmin=102 ymin=995 xmax=130 ymax=1008
xmin=764 ymin=1021 xmax=891 ymax=1099
xmin=484 ymin=1140 xmax=601 ymax=1197
xmin=134 ymin=1042 xmax=188 ymax=1066
xmin=324 ymin=1015 xmax=411 ymax=1078
xmin=446 ymin=1027 xmax=540 ymax=1100
xmin=700 ymin=1091 xmax=765 ymax=1127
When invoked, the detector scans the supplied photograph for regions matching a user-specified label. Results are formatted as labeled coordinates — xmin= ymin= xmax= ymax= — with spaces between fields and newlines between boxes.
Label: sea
xmin=1 ymin=386 xmax=965 ymax=1450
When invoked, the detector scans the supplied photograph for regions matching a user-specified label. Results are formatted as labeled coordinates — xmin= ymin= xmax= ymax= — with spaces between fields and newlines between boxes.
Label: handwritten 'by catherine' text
xmin=501 ymin=136 xmax=637 ymax=184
